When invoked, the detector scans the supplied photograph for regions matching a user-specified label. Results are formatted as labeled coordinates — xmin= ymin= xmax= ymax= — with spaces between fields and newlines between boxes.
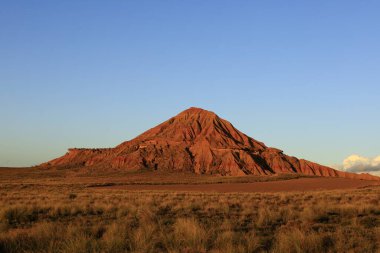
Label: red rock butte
xmin=41 ymin=107 xmax=379 ymax=180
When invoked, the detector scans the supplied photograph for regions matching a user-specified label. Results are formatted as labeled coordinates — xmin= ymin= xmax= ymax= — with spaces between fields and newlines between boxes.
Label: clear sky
xmin=1 ymin=1 xmax=379 ymax=173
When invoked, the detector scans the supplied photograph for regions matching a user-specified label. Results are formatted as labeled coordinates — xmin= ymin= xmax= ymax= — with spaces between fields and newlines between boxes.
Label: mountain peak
xmin=176 ymin=107 xmax=217 ymax=118
xmin=133 ymin=106 xmax=232 ymax=144
xmin=182 ymin=107 xmax=208 ymax=113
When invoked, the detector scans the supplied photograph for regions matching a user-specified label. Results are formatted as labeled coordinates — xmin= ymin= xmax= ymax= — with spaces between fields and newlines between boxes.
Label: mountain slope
xmin=41 ymin=107 xmax=379 ymax=180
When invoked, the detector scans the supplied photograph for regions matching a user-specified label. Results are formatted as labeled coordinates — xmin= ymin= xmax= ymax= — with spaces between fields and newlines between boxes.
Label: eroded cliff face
xmin=40 ymin=107 xmax=379 ymax=180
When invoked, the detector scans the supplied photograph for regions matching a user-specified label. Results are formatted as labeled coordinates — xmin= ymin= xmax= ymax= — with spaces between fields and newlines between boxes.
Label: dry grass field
xmin=0 ymin=168 xmax=379 ymax=252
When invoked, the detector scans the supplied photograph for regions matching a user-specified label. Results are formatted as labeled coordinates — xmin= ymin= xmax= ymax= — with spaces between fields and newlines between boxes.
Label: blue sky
xmin=1 ymin=1 xmax=379 ymax=171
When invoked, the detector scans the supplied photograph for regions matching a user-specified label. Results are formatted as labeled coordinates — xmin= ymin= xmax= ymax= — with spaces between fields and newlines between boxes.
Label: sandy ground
xmin=1 ymin=168 xmax=379 ymax=192
xmin=103 ymin=177 xmax=380 ymax=192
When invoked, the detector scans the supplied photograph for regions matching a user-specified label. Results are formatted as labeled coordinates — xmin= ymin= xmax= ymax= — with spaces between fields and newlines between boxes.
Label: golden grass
xmin=0 ymin=183 xmax=379 ymax=252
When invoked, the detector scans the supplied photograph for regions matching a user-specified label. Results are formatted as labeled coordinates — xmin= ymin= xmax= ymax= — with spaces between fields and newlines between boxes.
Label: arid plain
xmin=1 ymin=108 xmax=380 ymax=252
xmin=1 ymin=168 xmax=380 ymax=253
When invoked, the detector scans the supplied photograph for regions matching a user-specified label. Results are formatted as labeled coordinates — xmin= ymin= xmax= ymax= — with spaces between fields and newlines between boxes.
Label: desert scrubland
xmin=0 ymin=174 xmax=379 ymax=253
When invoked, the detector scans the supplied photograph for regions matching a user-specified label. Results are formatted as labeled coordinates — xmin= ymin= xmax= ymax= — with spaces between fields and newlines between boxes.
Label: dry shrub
xmin=130 ymin=210 xmax=157 ymax=253
xmin=101 ymin=222 xmax=130 ymax=253
xmin=256 ymin=207 xmax=279 ymax=227
xmin=334 ymin=226 xmax=378 ymax=253
xmin=212 ymin=230 xmax=238 ymax=253
xmin=242 ymin=231 xmax=260 ymax=253
xmin=272 ymin=227 xmax=332 ymax=253
xmin=212 ymin=221 xmax=234 ymax=252
xmin=0 ymin=222 xmax=100 ymax=253
xmin=170 ymin=218 xmax=206 ymax=252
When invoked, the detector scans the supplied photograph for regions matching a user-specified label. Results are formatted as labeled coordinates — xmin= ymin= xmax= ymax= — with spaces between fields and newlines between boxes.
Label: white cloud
xmin=372 ymin=156 xmax=380 ymax=167
xmin=339 ymin=154 xmax=380 ymax=175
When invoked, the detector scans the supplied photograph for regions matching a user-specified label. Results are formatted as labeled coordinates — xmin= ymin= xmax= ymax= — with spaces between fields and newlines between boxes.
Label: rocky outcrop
xmin=40 ymin=107 xmax=380 ymax=180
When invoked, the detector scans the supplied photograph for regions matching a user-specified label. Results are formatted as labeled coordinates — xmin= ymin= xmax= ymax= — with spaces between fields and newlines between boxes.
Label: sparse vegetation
xmin=0 ymin=182 xmax=379 ymax=253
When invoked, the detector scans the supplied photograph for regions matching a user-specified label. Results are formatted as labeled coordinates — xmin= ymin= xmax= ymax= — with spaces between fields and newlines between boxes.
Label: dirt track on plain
xmin=103 ymin=177 xmax=380 ymax=192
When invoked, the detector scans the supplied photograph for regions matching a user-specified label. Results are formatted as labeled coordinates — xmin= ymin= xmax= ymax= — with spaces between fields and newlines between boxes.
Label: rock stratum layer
xmin=41 ymin=107 xmax=379 ymax=180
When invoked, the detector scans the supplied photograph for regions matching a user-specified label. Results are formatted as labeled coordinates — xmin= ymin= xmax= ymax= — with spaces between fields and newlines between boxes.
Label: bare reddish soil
xmin=100 ymin=177 xmax=380 ymax=192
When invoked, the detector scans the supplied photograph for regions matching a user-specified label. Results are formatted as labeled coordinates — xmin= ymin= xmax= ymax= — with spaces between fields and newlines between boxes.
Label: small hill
xmin=41 ymin=107 xmax=379 ymax=180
